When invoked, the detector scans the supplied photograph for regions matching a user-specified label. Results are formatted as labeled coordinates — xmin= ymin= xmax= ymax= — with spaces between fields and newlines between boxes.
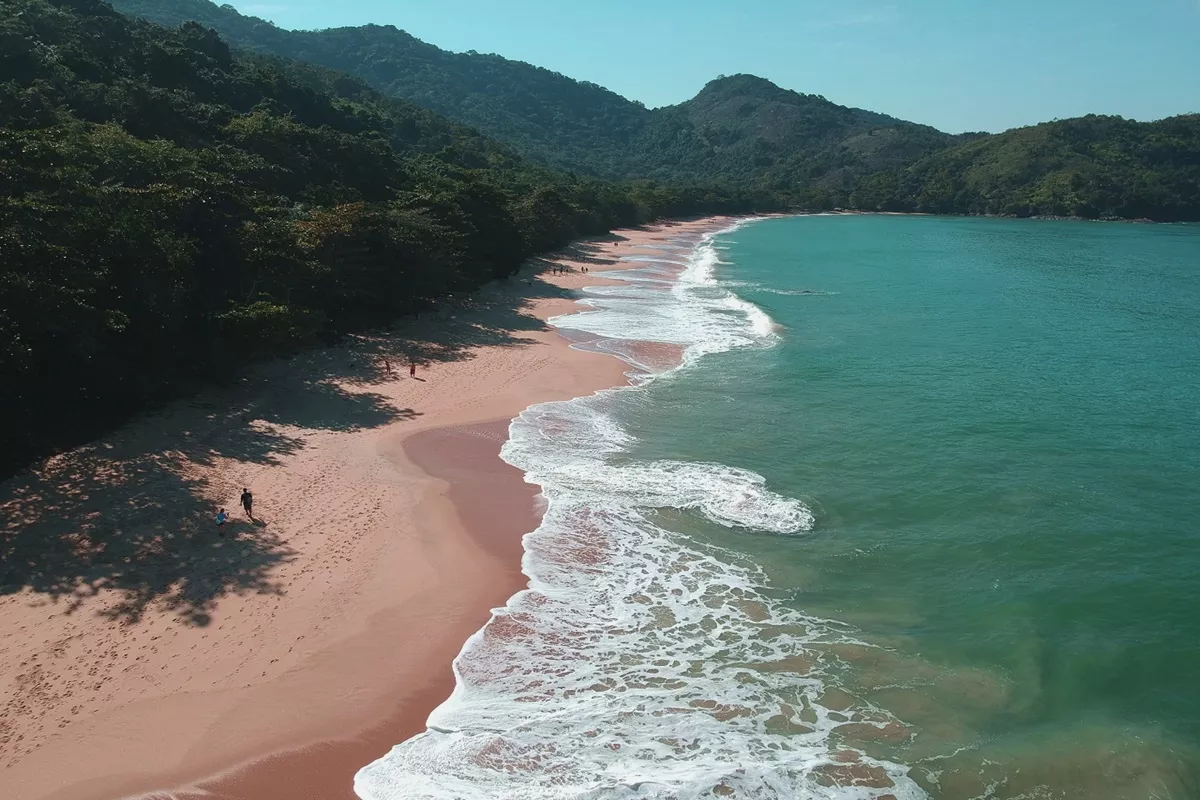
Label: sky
xmin=228 ymin=0 xmax=1200 ymax=134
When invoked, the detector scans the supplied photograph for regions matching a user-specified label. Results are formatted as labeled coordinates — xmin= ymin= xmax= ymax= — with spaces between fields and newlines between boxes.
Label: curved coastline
xmin=0 ymin=217 xmax=736 ymax=800
xmin=352 ymin=214 xmax=925 ymax=800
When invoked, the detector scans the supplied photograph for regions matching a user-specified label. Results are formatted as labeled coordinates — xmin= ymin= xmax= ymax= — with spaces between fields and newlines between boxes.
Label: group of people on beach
xmin=379 ymin=358 xmax=418 ymax=378
xmin=216 ymin=488 xmax=254 ymax=534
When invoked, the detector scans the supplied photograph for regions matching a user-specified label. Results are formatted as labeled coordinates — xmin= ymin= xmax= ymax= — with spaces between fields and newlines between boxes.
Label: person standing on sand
xmin=240 ymin=488 xmax=254 ymax=520
xmin=216 ymin=508 xmax=228 ymax=535
xmin=409 ymin=361 xmax=416 ymax=378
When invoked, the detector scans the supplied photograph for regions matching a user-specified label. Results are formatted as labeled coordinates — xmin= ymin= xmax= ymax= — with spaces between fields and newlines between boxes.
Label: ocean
xmin=356 ymin=215 xmax=1200 ymax=799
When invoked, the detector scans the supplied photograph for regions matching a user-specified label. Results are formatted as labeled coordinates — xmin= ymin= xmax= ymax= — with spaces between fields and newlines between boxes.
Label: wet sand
xmin=0 ymin=217 xmax=739 ymax=800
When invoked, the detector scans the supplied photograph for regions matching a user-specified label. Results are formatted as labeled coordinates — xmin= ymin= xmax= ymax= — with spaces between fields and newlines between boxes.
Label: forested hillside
xmin=0 ymin=0 xmax=773 ymax=474
xmin=640 ymin=74 xmax=963 ymax=197
xmin=108 ymin=0 xmax=956 ymax=190
xmin=4 ymin=0 xmax=1198 ymax=474
xmin=108 ymin=0 xmax=1199 ymax=220
xmin=108 ymin=0 xmax=673 ymax=176
xmin=850 ymin=114 xmax=1200 ymax=221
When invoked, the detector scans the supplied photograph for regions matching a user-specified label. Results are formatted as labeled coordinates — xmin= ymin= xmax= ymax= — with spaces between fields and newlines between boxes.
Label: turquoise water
xmin=625 ymin=216 xmax=1200 ymax=796
xmin=358 ymin=216 xmax=1200 ymax=800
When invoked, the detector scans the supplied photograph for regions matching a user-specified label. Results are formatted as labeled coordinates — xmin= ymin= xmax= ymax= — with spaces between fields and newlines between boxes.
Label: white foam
xmin=553 ymin=226 xmax=780 ymax=365
xmin=619 ymin=255 xmax=692 ymax=266
xmin=355 ymin=220 xmax=926 ymax=800
xmin=631 ymin=242 xmax=691 ymax=251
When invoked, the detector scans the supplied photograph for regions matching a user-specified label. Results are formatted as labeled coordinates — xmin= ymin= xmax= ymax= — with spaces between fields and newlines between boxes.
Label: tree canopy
xmin=848 ymin=114 xmax=1200 ymax=221
xmin=108 ymin=0 xmax=1199 ymax=219
xmin=0 ymin=0 xmax=775 ymax=474
xmin=5 ymin=0 xmax=1198 ymax=474
xmin=106 ymin=0 xmax=962 ymax=188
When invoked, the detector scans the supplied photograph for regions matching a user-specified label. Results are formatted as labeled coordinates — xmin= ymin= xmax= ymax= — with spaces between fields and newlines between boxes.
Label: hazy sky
xmin=227 ymin=0 xmax=1200 ymax=133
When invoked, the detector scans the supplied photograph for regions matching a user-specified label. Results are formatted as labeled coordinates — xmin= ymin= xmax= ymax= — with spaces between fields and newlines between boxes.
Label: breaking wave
xmin=354 ymin=221 xmax=924 ymax=800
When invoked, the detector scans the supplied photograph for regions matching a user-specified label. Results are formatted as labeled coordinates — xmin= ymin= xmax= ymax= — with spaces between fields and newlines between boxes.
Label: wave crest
xmin=355 ymin=221 xmax=924 ymax=800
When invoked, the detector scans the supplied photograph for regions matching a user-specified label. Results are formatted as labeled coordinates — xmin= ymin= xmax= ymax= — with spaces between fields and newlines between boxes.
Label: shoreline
xmin=192 ymin=420 xmax=539 ymax=800
xmin=0 ymin=217 xmax=739 ymax=800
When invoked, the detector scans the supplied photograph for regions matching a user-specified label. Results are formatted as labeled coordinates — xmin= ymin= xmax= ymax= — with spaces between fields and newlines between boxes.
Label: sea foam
xmin=354 ymin=222 xmax=925 ymax=800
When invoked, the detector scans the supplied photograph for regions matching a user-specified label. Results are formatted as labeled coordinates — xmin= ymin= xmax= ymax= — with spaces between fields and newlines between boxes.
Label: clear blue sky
xmin=229 ymin=0 xmax=1200 ymax=134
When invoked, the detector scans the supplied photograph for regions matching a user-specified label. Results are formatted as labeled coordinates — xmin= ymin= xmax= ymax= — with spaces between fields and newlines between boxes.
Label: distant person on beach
xmin=410 ymin=361 xmax=417 ymax=377
xmin=383 ymin=357 xmax=391 ymax=375
xmin=240 ymin=488 xmax=253 ymax=519
xmin=216 ymin=508 xmax=228 ymax=533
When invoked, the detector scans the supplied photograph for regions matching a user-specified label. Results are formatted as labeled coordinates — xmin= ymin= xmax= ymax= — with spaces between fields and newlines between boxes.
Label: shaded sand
xmin=0 ymin=216 xmax=739 ymax=800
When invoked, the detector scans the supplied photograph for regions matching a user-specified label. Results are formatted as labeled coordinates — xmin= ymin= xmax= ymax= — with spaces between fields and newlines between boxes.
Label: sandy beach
xmin=0 ymin=217 xmax=736 ymax=800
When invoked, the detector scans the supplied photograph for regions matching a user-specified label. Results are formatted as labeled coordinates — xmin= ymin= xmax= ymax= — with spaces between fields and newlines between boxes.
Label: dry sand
xmin=0 ymin=217 xmax=738 ymax=800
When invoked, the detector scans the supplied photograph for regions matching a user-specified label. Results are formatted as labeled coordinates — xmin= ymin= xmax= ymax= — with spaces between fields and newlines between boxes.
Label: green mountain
xmin=110 ymin=0 xmax=1197 ymax=220
xmin=4 ymin=0 xmax=1198 ymax=475
xmin=0 ymin=0 xmax=769 ymax=474
xmin=105 ymin=0 xmax=665 ymax=176
xmin=107 ymin=0 xmax=960 ymax=189
xmin=852 ymin=114 xmax=1200 ymax=221
xmin=641 ymin=74 xmax=964 ymax=193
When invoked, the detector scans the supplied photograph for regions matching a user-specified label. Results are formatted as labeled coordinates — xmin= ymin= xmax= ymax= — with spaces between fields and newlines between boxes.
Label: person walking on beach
xmin=240 ymin=488 xmax=254 ymax=520
xmin=409 ymin=360 xmax=417 ymax=378
xmin=216 ymin=508 xmax=228 ymax=535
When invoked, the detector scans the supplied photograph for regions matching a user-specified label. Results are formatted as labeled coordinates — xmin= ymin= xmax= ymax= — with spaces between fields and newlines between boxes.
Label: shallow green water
xmin=624 ymin=215 xmax=1200 ymax=797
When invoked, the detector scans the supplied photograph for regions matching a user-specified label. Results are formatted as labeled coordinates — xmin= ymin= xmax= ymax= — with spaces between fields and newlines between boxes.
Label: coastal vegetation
xmin=850 ymin=114 xmax=1200 ymax=221
xmin=108 ymin=0 xmax=967 ymax=188
xmin=0 ymin=0 xmax=772 ymax=474
xmin=110 ymin=0 xmax=1200 ymax=220
xmin=3 ymin=0 xmax=1198 ymax=473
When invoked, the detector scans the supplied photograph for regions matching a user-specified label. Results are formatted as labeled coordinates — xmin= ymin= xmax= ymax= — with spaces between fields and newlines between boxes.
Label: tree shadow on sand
xmin=0 ymin=371 xmax=415 ymax=624
xmin=335 ymin=265 xmax=581 ymax=383
xmin=0 ymin=251 xmax=609 ymax=624
xmin=0 ymin=430 xmax=297 ymax=625
xmin=543 ymin=240 xmax=625 ymax=267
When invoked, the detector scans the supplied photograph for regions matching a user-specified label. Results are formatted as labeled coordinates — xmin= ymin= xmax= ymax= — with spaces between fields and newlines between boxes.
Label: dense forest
xmin=108 ymin=0 xmax=968 ymax=190
xmin=3 ymin=0 xmax=1198 ymax=475
xmin=109 ymin=0 xmax=654 ymax=176
xmin=0 ymin=0 xmax=776 ymax=475
xmin=849 ymin=114 xmax=1200 ymax=221
xmin=109 ymin=0 xmax=1200 ymax=219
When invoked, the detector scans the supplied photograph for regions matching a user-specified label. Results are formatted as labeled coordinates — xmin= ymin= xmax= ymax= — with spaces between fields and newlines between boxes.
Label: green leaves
xmin=215 ymin=300 xmax=321 ymax=360
xmin=0 ymin=0 xmax=774 ymax=475
xmin=850 ymin=115 xmax=1200 ymax=221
